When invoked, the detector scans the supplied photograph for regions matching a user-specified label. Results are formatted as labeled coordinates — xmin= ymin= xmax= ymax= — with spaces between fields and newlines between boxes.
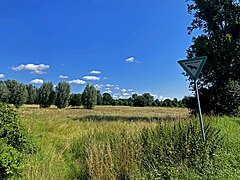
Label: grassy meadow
xmin=13 ymin=105 xmax=240 ymax=179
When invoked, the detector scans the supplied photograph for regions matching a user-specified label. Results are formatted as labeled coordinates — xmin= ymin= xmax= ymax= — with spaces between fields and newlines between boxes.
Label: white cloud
xmin=95 ymin=84 xmax=104 ymax=89
xmin=12 ymin=64 xmax=49 ymax=74
xmin=83 ymin=76 xmax=100 ymax=81
xmin=131 ymin=92 xmax=139 ymax=95
xmin=30 ymin=79 xmax=44 ymax=84
xmin=123 ymin=93 xmax=129 ymax=96
xmin=125 ymin=57 xmax=139 ymax=63
xmin=127 ymin=89 xmax=133 ymax=92
xmin=106 ymin=88 xmax=111 ymax=90
xmin=68 ymin=79 xmax=86 ymax=85
xmin=159 ymin=95 xmax=172 ymax=101
xmin=115 ymin=87 xmax=120 ymax=90
xmin=104 ymin=90 xmax=112 ymax=94
xmin=59 ymin=75 xmax=68 ymax=79
xmin=0 ymin=74 xmax=5 ymax=78
xmin=106 ymin=84 xmax=114 ymax=87
xmin=90 ymin=70 xmax=101 ymax=74
xmin=151 ymin=94 xmax=158 ymax=100
xmin=103 ymin=77 xmax=108 ymax=80
xmin=121 ymin=89 xmax=127 ymax=92
xmin=113 ymin=94 xmax=119 ymax=99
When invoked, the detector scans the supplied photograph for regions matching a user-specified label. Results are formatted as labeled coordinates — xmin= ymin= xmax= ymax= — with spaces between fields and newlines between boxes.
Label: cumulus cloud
xmin=121 ymin=89 xmax=127 ymax=92
xmin=95 ymin=84 xmax=104 ymax=89
xmin=83 ymin=76 xmax=100 ymax=81
xmin=123 ymin=93 xmax=129 ymax=96
xmin=127 ymin=89 xmax=133 ymax=92
xmin=90 ymin=70 xmax=101 ymax=74
xmin=151 ymin=94 xmax=159 ymax=100
xmin=0 ymin=74 xmax=5 ymax=78
xmin=59 ymin=75 xmax=68 ymax=79
xmin=115 ymin=87 xmax=120 ymax=90
xmin=12 ymin=64 xmax=49 ymax=74
xmin=106 ymin=84 xmax=114 ymax=87
xmin=104 ymin=90 xmax=112 ymax=94
xmin=68 ymin=79 xmax=86 ymax=85
xmin=113 ymin=94 xmax=119 ymax=99
xmin=30 ymin=79 xmax=44 ymax=84
xmin=103 ymin=77 xmax=108 ymax=80
xmin=125 ymin=57 xmax=139 ymax=63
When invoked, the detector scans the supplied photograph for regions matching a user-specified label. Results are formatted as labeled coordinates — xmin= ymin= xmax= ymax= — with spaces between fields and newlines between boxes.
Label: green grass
xmin=13 ymin=105 xmax=240 ymax=179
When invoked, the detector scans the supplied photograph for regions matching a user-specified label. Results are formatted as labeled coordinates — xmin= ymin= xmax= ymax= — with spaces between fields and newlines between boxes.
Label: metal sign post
xmin=194 ymin=80 xmax=205 ymax=141
xmin=178 ymin=56 xmax=207 ymax=142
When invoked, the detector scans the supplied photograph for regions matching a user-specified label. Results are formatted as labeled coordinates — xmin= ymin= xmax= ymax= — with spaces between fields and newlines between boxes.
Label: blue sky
xmin=0 ymin=0 xmax=196 ymax=100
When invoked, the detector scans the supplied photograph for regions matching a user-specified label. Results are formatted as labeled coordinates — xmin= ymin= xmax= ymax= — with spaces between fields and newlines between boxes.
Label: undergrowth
xmin=68 ymin=120 xmax=223 ymax=179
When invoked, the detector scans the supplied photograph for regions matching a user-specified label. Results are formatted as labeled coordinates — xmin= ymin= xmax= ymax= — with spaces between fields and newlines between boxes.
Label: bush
xmin=0 ymin=103 xmax=34 ymax=179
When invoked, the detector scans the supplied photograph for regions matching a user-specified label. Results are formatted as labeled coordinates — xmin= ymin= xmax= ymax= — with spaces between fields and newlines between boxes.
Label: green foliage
xmin=133 ymin=95 xmax=147 ymax=107
xmin=140 ymin=121 xmax=223 ymax=179
xmin=0 ymin=103 xmax=34 ymax=179
xmin=38 ymin=82 xmax=55 ymax=108
xmin=162 ymin=98 xmax=173 ymax=107
xmin=26 ymin=84 xmax=37 ymax=104
xmin=217 ymin=80 xmax=240 ymax=116
xmin=186 ymin=0 xmax=240 ymax=115
xmin=69 ymin=93 xmax=82 ymax=107
xmin=5 ymin=80 xmax=28 ymax=108
xmin=102 ymin=93 xmax=113 ymax=105
xmin=142 ymin=93 xmax=154 ymax=106
xmin=82 ymin=84 xmax=97 ymax=109
xmin=55 ymin=82 xmax=71 ymax=109
xmin=0 ymin=81 xmax=9 ymax=103
xmin=96 ymin=90 xmax=103 ymax=105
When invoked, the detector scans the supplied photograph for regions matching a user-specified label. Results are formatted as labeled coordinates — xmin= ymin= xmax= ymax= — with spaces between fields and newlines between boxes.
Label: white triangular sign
xmin=178 ymin=56 xmax=207 ymax=80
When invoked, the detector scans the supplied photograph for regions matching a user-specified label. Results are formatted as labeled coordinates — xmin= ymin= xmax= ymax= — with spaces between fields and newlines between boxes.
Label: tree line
xmin=0 ymin=80 xmax=185 ymax=109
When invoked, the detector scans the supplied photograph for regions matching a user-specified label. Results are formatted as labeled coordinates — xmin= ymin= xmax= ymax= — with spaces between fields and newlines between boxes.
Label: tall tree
xmin=96 ymin=90 xmax=103 ymax=105
xmin=0 ymin=81 xmax=9 ymax=103
xmin=186 ymin=0 xmax=240 ymax=115
xmin=133 ymin=96 xmax=147 ymax=107
xmin=142 ymin=93 xmax=154 ymax=106
xmin=102 ymin=93 xmax=113 ymax=105
xmin=26 ymin=84 xmax=37 ymax=104
xmin=5 ymin=80 xmax=28 ymax=108
xmin=38 ymin=82 xmax=55 ymax=108
xmin=55 ymin=82 xmax=71 ymax=109
xmin=81 ymin=84 xmax=97 ymax=109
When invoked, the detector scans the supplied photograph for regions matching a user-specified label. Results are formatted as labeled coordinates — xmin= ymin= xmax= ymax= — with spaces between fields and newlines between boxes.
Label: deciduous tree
xmin=186 ymin=0 xmax=240 ymax=115
xmin=82 ymin=84 xmax=97 ymax=109
xmin=38 ymin=82 xmax=55 ymax=108
xmin=55 ymin=82 xmax=71 ymax=109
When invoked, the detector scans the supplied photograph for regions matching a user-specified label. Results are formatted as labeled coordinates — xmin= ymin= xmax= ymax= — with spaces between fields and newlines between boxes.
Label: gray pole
xmin=195 ymin=80 xmax=205 ymax=142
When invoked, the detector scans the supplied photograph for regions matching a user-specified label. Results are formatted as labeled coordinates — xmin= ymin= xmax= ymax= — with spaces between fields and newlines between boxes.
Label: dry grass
xmin=16 ymin=105 xmax=188 ymax=179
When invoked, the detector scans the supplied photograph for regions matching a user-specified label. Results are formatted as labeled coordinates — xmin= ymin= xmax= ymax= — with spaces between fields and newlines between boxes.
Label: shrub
xmin=0 ymin=103 xmax=34 ymax=179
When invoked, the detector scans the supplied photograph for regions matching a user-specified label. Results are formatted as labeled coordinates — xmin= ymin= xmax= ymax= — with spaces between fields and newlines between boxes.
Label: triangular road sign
xmin=178 ymin=56 xmax=207 ymax=80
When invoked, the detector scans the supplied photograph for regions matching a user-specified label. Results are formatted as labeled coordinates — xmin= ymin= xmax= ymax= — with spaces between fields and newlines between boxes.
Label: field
xmin=14 ymin=105 xmax=240 ymax=179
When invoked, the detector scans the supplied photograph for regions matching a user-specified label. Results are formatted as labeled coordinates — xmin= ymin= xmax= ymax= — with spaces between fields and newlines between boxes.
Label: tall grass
xmin=15 ymin=105 xmax=240 ymax=179
xmin=69 ymin=120 xmax=223 ymax=179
